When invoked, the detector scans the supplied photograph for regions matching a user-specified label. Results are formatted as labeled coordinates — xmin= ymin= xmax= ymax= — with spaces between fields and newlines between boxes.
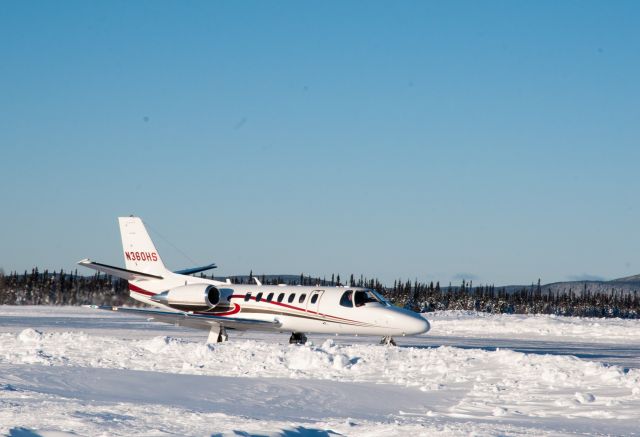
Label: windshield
xmin=370 ymin=289 xmax=390 ymax=306
xmin=353 ymin=289 xmax=386 ymax=307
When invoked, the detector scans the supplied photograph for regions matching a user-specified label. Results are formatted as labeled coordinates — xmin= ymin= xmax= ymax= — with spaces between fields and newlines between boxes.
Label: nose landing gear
xmin=380 ymin=336 xmax=396 ymax=346
xmin=289 ymin=332 xmax=308 ymax=345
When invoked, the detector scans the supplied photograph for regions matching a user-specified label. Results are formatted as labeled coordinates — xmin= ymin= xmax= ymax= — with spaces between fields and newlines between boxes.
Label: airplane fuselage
xmin=129 ymin=277 xmax=430 ymax=337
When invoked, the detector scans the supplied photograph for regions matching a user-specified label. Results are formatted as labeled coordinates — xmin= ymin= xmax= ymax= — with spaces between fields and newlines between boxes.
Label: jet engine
xmin=150 ymin=284 xmax=223 ymax=308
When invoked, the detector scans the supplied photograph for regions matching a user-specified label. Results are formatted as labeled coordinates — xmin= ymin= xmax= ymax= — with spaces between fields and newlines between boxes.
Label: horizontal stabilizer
xmin=84 ymin=305 xmax=281 ymax=331
xmin=77 ymin=259 xmax=164 ymax=281
xmin=174 ymin=263 xmax=217 ymax=276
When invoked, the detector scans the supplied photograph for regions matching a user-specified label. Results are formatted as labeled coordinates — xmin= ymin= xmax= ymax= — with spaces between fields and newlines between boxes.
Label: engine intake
xmin=150 ymin=284 xmax=221 ymax=308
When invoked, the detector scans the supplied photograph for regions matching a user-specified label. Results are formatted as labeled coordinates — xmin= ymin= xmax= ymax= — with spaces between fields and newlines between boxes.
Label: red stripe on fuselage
xmin=229 ymin=294 xmax=323 ymax=315
xmin=227 ymin=294 xmax=365 ymax=325
xmin=201 ymin=303 xmax=241 ymax=316
xmin=129 ymin=283 xmax=155 ymax=296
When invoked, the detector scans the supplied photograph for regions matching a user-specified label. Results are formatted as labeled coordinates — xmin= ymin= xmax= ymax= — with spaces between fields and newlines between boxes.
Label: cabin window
xmin=277 ymin=293 xmax=285 ymax=303
xmin=256 ymin=292 xmax=263 ymax=302
xmin=340 ymin=290 xmax=353 ymax=307
xmin=244 ymin=293 xmax=252 ymax=302
xmin=311 ymin=294 xmax=319 ymax=304
xmin=288 ymin=293 xmax=296 ymax=303
xmin=266 ymin=293 xmax=274 ymax=302
xmin=298 ymin=294 xmax=307 ymax=304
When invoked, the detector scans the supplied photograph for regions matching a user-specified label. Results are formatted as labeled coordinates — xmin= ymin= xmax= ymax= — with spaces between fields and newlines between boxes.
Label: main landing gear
xmin=380 ymin=336 xmax=397 ymax=346
xmin=207 ymin=326 xmax=228 ymax=343
xmin=289 ymin=332 xmax=308 ymax=345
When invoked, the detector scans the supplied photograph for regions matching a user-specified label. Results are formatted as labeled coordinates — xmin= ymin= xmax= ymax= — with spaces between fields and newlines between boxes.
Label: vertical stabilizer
xmin=118 ymin=216 xmax=168 ymax=276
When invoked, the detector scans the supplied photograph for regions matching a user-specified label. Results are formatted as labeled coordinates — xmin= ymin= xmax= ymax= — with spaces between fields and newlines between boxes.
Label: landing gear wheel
xmin=289 ymin=332 xmax=308 ymax=345
xmin=208 ymin=326 xmax=228 ymax=344
xmin=217 ymin=327 xmax=228 ymax=343
xmin=380 ymin=336 xmax=396 ymax=346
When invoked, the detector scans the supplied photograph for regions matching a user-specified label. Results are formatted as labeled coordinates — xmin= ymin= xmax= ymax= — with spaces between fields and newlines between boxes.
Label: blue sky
xmin=1 ymin=1 xmax=639 ymax=286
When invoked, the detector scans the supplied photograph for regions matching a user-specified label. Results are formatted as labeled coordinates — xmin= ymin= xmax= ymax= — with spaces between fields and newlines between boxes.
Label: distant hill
xmin=542 ymin=281 xmax=637 ymax=296
xmin=499 ymin=276 xmax=640 ymax=297
xmin=610 ymin=274 xmax=640 ymax=284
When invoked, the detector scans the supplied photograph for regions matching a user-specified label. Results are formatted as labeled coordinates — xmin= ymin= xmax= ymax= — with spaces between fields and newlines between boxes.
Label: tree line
xmin=390 ymin=278 xmax=640 ymax=319
xmin=1 ymin=268 xmax=639 ymax=318
xmin=0 ymin=268 xmax=130 ymax=306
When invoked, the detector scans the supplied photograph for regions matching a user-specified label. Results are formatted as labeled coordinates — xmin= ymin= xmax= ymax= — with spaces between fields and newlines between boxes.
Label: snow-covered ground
xmin=1 ymin=307 xmax=640 ymax=436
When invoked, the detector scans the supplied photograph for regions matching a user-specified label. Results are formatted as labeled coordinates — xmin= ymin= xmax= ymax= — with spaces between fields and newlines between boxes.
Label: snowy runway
xmin=1 ymin=307 xmax=639 ymax=436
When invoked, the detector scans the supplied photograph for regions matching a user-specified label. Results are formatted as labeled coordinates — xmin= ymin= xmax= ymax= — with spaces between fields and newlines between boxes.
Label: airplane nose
xmin=384 ymin=308 xmax=431 ymax=335
xmin=401 ymin=313 xmax=430 ymax=335
xmin=412 ymin=315 xmax=430 ymax=335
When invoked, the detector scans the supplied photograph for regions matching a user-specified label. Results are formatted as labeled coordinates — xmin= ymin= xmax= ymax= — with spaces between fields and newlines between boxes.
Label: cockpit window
xmin=370 ymin=289 xmax=391 ymax=306
xmin=339 ymin=290 xmax=353 ymax=308
xmin=354 ymin=289 xmax=386 ymax=307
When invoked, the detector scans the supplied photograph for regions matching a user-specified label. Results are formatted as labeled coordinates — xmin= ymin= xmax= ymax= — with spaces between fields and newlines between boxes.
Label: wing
xmin=85 ymin=305 xmax=281 ymax=331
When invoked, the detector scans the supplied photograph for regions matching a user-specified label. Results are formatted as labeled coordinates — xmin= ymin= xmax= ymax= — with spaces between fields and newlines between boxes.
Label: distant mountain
xmin=461 ymin=275 xmax=640 ymax=297
xmin=542 ymin=281 xmax=637 ymax=296
xmin=504 ymin=276 xmax=640 ymax=297
xmin=610 ymin=274 xmax=640 ymax=284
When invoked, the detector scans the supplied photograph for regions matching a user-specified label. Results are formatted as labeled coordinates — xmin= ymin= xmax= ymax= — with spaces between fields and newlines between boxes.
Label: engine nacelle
xmin=150 ymin=284 xmax=222 ymax=308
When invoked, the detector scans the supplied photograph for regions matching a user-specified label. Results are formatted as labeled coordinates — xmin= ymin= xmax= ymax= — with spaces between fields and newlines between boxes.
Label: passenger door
xmin=306 ymin=290 xmax=324 ymax=316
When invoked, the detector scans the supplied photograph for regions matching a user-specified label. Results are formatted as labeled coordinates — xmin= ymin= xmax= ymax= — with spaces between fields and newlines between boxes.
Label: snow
xmin=428 ymin=310 xmax=640 ymax=343
xmin=1 ymin=307 xmax=640 ymax=436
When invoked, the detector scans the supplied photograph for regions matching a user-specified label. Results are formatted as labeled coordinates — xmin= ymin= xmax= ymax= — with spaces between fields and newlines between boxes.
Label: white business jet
xmin=79 ymin=217 xmax=430 ymax=344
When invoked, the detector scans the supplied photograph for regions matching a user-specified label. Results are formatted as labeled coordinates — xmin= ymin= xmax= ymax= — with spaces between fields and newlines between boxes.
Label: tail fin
xmin=119 ymin=216 xmax=169 ymax=277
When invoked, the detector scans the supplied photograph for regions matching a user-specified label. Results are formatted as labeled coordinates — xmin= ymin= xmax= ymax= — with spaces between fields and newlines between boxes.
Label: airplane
xmin=78 ymin=216 xmax=430 ymax=345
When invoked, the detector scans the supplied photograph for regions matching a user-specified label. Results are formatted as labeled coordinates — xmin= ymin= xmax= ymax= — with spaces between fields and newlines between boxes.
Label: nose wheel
xmin=289 ymin=332 xmax=308 ymax=345
xmin=380 ymin=336 xmax=396 ymax=346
